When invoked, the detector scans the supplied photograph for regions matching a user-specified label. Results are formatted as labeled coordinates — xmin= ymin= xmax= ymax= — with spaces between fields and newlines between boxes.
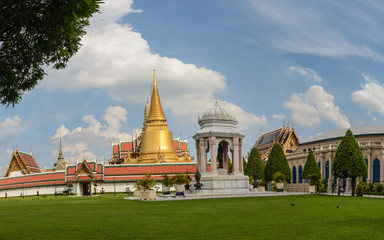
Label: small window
xmin=303 ymin=149 xmax=307 ymax=152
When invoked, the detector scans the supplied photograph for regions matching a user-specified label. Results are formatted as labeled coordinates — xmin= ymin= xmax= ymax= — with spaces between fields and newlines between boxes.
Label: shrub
xmin=273 ymin=171 xmax=286 ymax=183
xmin=373 ymin=183 xmax=384 ymax=193
xmin=135 ymin=173 xmax=156 ymax=190
xmin=161 ymin=174 xmax=174 ymax=187
xmin=355 ymin=182 xmax=363 ymax=197
xmin=172 ymin=173 xmax=190 ymax=185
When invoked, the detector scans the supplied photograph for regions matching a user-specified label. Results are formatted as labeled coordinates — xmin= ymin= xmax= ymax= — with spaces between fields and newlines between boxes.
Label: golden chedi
xmin=138 ymin=70 xmax=182 ymax=163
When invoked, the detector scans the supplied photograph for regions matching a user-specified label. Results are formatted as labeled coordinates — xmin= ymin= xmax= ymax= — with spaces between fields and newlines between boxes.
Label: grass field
xmin=0 ymin=194 xmax=383 ymax=239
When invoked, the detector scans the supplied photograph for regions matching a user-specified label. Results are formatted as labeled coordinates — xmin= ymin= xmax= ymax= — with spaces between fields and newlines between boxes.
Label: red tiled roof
xmin=0 ymin=172 xmax=65 ymax=190
xmin=180 ymin=142 xmax=187 ymax=152
xmin=113 ymin=145 xmax=119 ymax=154
xmin=173 ymin=140 xmax=179 ymax=149
xmin=121 ymin=142 xmax=133 ymax=151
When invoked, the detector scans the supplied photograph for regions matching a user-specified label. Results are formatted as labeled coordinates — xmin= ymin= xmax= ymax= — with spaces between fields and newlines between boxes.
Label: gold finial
xmin=147 ymin=70 xmax=166 ymax=122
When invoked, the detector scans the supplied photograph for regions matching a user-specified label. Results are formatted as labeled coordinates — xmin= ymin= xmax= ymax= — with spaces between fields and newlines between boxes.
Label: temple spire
xmin=58 ymin=137 xmax=64 ymax=161
xmin=147 ymin=69 xmax=167 ymax=122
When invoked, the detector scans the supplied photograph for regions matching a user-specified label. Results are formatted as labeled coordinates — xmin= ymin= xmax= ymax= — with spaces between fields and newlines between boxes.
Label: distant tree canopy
xmin=302 ymin=150 xmax=321 ymax=181
xmin=0 ymin=0 xmax=102 ymax=106
xmin=244 ymin=147 xmax=264 ymax=179
xmin=332 ymin=130 xmax=367 ymax=196
xmin=264 ymin=143 xmax=291 ymax=181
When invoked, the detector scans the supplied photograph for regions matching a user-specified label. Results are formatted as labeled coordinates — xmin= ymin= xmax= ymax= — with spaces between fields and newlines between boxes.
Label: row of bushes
xmin=356 ymin=182 xmax=384 ymax=195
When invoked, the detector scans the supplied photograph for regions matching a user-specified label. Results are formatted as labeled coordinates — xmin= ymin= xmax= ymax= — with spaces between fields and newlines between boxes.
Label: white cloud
xmin=51 ymin=106 xmax=137 ymax=161
xmin=273 ymin=114 xmax=286 ymax=120
xmin=42 ymin=0 xmax=250 ymax=124
xmin=221 ymin=101 xmax=266 ymax=131
xmin=351 ymin=73 xmax=384 ymax=114
xmin=283 ymin=85 xmax=350 ymax=128
xmin=0 ymin=116 xmax=21 ymax=147
xmin=0 ymin=116 xmax=21 ymax=128
xmin=288 ymin=66 xmax=322 ymax=82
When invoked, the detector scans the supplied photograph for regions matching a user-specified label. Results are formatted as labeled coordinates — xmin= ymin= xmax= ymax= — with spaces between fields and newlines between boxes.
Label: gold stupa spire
xmin=147 ymin=69 xmax=166 ymax=122
xmin=138 ymin=70 xmax=180 ymax=163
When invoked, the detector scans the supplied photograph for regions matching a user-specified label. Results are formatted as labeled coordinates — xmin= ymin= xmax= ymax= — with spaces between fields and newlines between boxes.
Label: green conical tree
xmin=302 ymin=150 xmax=321 ymax=185
xmin=264 ymin=143 xmax=291 ymax=181
xmin=243 ymin=157 xmax=247 ymax=173
xmin=332 ymin=130 xmax=367 ymax=196
xmin=245 ymin=147 xmax=264 ymax=179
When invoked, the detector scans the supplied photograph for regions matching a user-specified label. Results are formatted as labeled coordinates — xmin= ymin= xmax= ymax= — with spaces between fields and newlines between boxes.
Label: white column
xmin=209 ymin=136 xmax=217 ymax=173
xmin=199 ymin=138 xmax=207 ymax=173
xmin=367 ymin=149 xmax=372 ymax=182
xmin=239 ymin=138 xmax=243 ymax=172
xmin=381 ymin=151 xmax=384 ymax=184
xmin=76 ymin=183 xmax=81 ymax=196
xmin=232 ymin=137 xmax=240 ymax=173
xmin=223 ymin=143 xmax=228 ymax=170
xmin=195 ymin=139 xmax=200 ymax=171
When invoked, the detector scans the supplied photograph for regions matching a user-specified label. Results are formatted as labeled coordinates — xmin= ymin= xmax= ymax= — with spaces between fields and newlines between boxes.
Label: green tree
xmin=228 ymin=157 xmax=232 ymax=173
xmin=244 ymin=147 xmax=264 ymax=179
xmin=0 ymin=0 xmax=102 ymax=106
xmin=302 ymin=150 xmax=321 ymax=185
xmin=243 ymin=157 xmax=247 ymax=172
xmin=332 ymin=130 xmax=367 ymax=196
xmin=264 ymin=143 xmax=291 ymax=181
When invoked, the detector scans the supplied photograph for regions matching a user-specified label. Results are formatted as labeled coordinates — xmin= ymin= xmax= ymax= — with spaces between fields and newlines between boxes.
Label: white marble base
xmin=198 ymin=172 xmax=249 ymax=194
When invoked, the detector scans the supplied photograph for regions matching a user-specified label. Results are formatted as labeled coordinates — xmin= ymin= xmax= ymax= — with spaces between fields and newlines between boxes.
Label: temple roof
xmin=4 ymin=149 xmax=41 ymax=177
xmin=254 ymin=124 xmax=300 ymax=159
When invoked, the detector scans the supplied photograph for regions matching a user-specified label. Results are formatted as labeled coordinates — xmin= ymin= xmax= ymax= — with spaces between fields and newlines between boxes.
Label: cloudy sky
xmin=1 ymin=0 xmax=384 ymax=174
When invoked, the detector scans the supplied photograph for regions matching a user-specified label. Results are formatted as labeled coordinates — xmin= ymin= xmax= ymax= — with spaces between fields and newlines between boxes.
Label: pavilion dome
xmin=200 ymin=99 xmax=237 ymax=122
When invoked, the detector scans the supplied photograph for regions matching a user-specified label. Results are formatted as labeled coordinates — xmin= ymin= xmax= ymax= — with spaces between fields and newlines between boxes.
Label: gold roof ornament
xmin=146 ymin=69 xmax=167 ymax=123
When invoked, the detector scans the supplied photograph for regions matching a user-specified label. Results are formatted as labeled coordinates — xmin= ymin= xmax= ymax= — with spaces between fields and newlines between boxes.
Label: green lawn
xmin=0 ymin=194 xmax=383 ymax=239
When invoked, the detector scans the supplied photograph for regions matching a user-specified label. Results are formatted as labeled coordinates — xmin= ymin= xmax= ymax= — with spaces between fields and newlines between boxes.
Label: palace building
xmin=0 ymin=71 xmax=195 ymax=197
xmin=285 ymin=125 xmax=384 ymax=193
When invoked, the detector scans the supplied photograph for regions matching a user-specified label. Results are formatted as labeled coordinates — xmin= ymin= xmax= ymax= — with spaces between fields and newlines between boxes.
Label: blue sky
xmin=1 ymin=0 xmax=384 ymax=174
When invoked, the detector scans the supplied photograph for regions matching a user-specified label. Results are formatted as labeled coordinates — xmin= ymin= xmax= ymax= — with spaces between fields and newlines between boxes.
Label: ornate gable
xmin=4 ymin=150 xmax=41 ymax=177
xmin=75 ymin=160 xmax=94 ymax=181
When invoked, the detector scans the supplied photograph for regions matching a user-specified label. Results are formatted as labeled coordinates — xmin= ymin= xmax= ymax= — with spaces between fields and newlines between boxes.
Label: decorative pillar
xmin=232 ymin=137 xmax=240 ymax=173
xmin=381 ymin=150 xmax=384 ymax=184
xmin=199 ymin=138 xmax=207 ymax=173
xmin=345 ymin=177 xmax=351 ymax=193
xmin=209 ymin=136 xmax=217 ymax=173
xmin=327 ymin=154 xmax=334 ymax=193
xmin=239 ymin=138 xmax=243 ymax=172
xmin=367 ymin=148 xmax=372 ymax=183
xmin=195 ymin=139 xmax=200 ymax=171
xmin=319 ymin=152 xmax=324 ymax=179
xmin=76 ymin=183 xmax=81 ymax=196
xmin=223 ymin=143 xmax=228 ymax=170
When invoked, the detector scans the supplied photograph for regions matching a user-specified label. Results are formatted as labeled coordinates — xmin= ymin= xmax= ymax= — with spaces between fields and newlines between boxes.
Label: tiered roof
xmin=254 ymin=123 xmax=300 ymax=160
xmin=4 ymin=149 xmax=42 ymax=177
xmin=110 ymin=138 xmax=191 ymax=164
